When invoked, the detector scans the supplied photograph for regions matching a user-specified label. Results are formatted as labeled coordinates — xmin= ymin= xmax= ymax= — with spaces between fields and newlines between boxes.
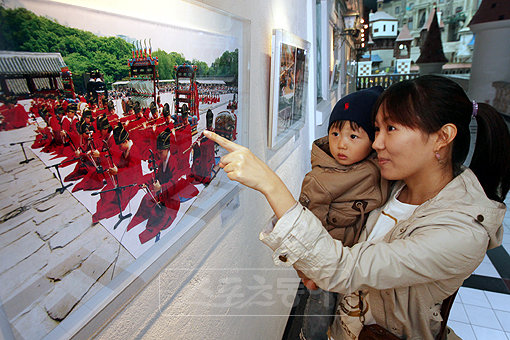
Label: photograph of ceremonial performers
xmin=0 ymin=0 xmax=241 ymax=337
xmin=291 ymin=47 xmax=307 ymax=126
xmin=277 ymin=43 xmax=296 ymax=133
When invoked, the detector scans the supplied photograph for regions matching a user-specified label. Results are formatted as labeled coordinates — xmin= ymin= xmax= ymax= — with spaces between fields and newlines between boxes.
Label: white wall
xmin=372 ymin=21 xmax=398 ymax=38
xmin=93 ymin=1 xmax=313 ymax=339
xmin=468 ymin=20 xmax=510 ymax=104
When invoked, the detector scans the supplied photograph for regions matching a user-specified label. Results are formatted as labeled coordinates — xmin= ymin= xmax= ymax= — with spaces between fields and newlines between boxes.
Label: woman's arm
xmin=204 ymin=131 xmax=490 ymax=294
xmin=204 ymin=131 xmax=296 ymax=218
xmin=265 ymin=205 xmax=488 ymax=294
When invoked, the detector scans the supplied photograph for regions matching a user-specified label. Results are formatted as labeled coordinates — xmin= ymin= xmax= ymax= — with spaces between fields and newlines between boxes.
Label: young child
xmin=298 ymin=86 xmax=389 ymax=340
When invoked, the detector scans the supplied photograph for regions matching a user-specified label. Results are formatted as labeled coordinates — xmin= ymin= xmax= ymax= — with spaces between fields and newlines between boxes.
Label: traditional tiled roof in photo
xmin=469 ymin=0 xmax=510 ymax=26
xmin=369 ymin=11 xmax=398 ymax=22
xmin=396 ymin=24 xmax=413 ymax=41
xmin=0 ymin=51 xmax=66 ymax=77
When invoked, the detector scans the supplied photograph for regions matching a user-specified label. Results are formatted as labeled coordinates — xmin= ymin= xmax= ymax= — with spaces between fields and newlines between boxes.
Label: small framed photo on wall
xmin=268 ymin=29 xmax=310 ymax=149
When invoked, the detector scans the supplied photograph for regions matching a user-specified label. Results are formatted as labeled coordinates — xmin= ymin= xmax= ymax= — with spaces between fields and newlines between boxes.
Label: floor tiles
xmin=471 ymin=325 xmax=509 ymax=340
xmin=463 ymin=304 xmax=502 ymax=330
xmin=458 ymin=287 xmax=491 ymax=308
xmin=486 ymin=291 xmax=510 ymax=312
xmin=495 ymin=310 xmax=510 ymax=333
xmin=473 ymin=261 xmax=501 ymax=278
xmin=449 ymin=301 xmax=469 ymax=323
xmin=448 ymin=321 xmax=476 ymax=340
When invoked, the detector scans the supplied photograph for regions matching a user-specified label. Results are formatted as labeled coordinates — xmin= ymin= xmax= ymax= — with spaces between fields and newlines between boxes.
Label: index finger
xmin=203 ymin=131 xmax=242 ymax=152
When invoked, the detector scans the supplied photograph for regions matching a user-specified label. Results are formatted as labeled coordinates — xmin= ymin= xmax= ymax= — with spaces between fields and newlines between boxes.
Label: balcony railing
xmin=357 ymin=73 xmax=420 ymax=90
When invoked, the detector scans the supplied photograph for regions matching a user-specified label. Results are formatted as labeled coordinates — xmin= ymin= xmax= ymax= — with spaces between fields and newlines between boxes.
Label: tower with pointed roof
xmin=379 ymin=0 xmax=479 ymax=63
xmin=416 ymin=7 xmax=448 ymax=75
xmin=394 ymin=24 xmax=413 ymax=59
xmin=419 ymin=7 xmax=445 ymax=50
xmin=394 ymin=24 xmax=413 ymax=74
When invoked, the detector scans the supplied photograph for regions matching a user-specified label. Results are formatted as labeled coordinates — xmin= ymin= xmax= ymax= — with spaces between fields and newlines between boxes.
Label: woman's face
xmin=372 ymin=108 xmax=436 ymax=181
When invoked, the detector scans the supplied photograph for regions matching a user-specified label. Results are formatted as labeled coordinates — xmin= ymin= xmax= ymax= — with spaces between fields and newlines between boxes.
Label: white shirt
xmin=338 ymin=186 xmax=418 ymax=339
xmin=367 ymin=186 xmax=418 ymax=241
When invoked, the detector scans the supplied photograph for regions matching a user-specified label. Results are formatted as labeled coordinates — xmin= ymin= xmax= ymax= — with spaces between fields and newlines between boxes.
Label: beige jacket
xmin=299 ymin=137 xmax=389 ymax=246
xmin=260 ymin=168 xmax=505 ymax=339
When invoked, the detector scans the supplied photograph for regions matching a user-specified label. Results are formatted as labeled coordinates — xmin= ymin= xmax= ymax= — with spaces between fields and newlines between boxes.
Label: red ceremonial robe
xmin=173 ymin=124 xmax=199 ymax=200
xmin=2 ymin=104 xmax=29 ymax=130
xmin=92 ymin=142 xmax=143 ymax=223
xmin=127 ymin=152 xmax=181 ymax=243
xmin=190 ymin=133 xmax=216 ymax=184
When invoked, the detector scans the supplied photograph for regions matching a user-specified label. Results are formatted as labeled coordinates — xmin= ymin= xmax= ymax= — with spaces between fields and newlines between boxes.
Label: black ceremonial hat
xmin=78 ymin=120 xmax=92 ymax=134
xmin=156 ymin=128 xmax=172 ymax=150
xmin=134 ymin=101 xmax=141 ymax=114
xmin=206 ymin=109 xmax=214 ymax=128
xmin=55 ymin=106 xmax=64 ymax=116
xmin=96 ymin=114 xmax=110 ymax=131
xmin=113 ymin=123 xmax=129 ymax=145
xmin=40 ymin=106 xmax=48 ymax=117
xmin=82 ymin=109 xmax=94 ymax=121
xmin=162 ymin=104 xmax=170 ymax=117
xmin=67 ymin=103 xmax=77 ymax=112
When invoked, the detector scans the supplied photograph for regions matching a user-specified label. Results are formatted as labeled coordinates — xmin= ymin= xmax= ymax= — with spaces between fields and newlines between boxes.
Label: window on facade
xmin=392 ymin=25 xmax=395 ymax=32
xmin=395 ymin=6 xmax=400 ymax=14
xmin=374 ymin=28 xmax=379 ymax=33
xmin=448 ymin=21 xmax=461 ymax=42
xmin=408 ymin=17 xmax=413 ymax=30
xmin=383 ymin=24 xmax=386 ymax=31
xmin=419 ymin=10 xmax=426 ymax=28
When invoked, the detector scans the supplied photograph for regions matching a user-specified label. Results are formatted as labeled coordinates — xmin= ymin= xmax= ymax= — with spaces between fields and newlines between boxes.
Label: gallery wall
xmin=88 ymin=0 xmax=314 ymax=339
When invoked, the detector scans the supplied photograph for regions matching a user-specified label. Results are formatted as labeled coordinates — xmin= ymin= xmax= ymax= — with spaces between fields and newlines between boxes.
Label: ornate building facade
xmin=379 ymin=0 xmax=478 ymax=62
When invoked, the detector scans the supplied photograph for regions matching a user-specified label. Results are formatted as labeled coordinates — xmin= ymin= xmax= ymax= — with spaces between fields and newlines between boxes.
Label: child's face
xmin=328 ymin=122 xmax=372 ymax=166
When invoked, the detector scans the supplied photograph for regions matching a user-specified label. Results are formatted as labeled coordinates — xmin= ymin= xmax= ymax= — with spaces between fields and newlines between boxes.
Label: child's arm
xmin=299 ymin=174 xmax=332 ymax=228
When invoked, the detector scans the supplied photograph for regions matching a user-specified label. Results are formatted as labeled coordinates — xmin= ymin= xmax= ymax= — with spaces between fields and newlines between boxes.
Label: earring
xmin=435 ymin=152 xmax=441 ymax=162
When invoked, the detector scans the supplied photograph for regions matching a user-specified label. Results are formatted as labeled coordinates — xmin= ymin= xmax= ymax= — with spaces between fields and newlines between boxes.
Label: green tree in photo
xmin=209 ymin=49 xmax=238 ymax=81
xmin=0 ymin=6 xmax=239 ymax=92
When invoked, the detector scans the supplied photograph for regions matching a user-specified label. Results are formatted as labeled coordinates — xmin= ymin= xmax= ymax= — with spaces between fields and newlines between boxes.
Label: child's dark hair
xmin=329 ymin=120 xmax=363 ymax=134
xmin=372 ymin=75 xmax=510 ymax=203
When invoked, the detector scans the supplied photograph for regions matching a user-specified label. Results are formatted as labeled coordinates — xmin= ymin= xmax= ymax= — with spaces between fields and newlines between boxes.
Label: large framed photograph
xmin=268 ymin=29 xmax=310 ymax=149
xmin=0 ymin=0 xmax=249 ymax=338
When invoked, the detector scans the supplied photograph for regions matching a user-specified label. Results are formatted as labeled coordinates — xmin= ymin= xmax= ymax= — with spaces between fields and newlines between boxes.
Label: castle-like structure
xmin=359 ymin=0 xmax=477 ymax=75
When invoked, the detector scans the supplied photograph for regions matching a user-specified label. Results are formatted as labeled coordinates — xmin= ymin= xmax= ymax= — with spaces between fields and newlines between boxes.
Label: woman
xmin=204 ymin=75 xmax=510 ymax=339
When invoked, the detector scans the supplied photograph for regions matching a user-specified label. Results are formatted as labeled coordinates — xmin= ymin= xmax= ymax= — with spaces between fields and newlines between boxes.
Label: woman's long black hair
xmin=372 ymin=75 xmax=510 ymax=203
